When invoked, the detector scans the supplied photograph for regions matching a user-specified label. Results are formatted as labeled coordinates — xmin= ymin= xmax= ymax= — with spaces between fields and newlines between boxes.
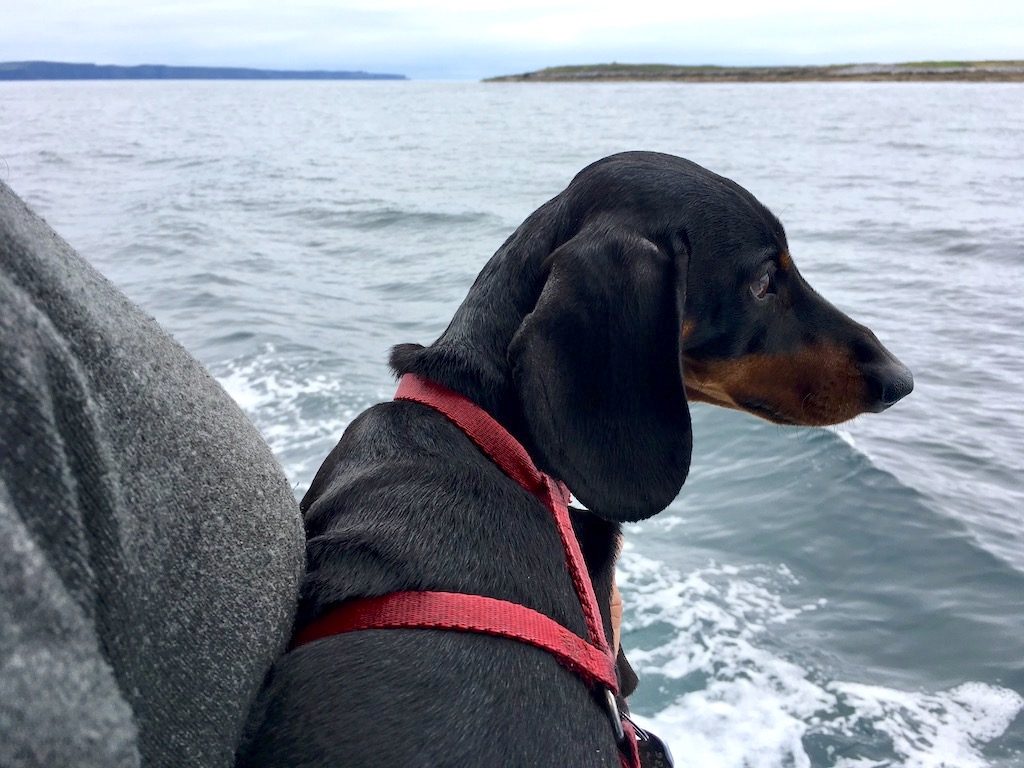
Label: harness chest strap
xmin=291 ymin=590 xmax=619 ymax=690
xmin=292 ymin=374 xmax=639 ymax=768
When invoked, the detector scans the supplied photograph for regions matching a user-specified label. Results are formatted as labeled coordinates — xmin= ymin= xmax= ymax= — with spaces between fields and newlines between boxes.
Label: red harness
xmin=292 ymin=374 xmax=640 ymax=768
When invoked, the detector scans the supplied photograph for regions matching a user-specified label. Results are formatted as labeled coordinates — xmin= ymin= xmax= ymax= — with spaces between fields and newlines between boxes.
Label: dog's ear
xmin=508 ymin=222 xmax=691 ymax=522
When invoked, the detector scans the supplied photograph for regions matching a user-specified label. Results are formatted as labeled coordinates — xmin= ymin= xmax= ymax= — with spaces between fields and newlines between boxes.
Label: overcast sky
xmin=3 ymin=0 xmax=1021 ymax=80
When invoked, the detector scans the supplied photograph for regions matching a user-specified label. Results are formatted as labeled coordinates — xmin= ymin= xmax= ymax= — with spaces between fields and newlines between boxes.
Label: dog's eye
xmin=751 ymin=271 xmax=773 ymax=301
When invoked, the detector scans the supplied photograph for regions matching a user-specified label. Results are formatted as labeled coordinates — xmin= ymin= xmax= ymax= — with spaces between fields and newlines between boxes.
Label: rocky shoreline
xmin=485 ymin=61 xmax=1024 ymax=83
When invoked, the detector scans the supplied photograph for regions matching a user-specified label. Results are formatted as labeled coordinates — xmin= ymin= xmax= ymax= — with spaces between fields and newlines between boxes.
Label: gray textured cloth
xmin=0 ymin=180 xmax=305 ymax=768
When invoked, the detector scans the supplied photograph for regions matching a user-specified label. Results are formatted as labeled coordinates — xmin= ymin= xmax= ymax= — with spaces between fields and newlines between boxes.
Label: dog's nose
xmin=864 ymin=360 xmax=914 ymax=412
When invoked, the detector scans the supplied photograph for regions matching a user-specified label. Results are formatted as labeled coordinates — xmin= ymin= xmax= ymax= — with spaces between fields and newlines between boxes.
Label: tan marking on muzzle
xmin=682 ymin=342 xmax=868 ymax=426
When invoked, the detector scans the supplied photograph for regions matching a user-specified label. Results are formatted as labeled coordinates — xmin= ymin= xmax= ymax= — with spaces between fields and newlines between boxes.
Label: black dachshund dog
xmin=237 ymin=151 xmax=912 ymax=767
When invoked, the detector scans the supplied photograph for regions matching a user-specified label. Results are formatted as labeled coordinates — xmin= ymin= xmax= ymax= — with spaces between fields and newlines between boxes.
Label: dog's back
xmin=236 ymin=400 xmax=623 ymax=767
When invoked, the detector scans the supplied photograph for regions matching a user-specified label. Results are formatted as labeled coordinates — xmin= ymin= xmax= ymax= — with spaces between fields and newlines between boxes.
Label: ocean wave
xmin=278 ymin=204 xmax=498 ymax=231
xmin=213 ymin=345 xmax=385 ymax=494
xmin=795 ymin=226 xmax=1023 ymax=265
xmin=36 ymin=149 xmax=70 ymax=165
xmin=619 ymin=550 xmax=1023 ymax=768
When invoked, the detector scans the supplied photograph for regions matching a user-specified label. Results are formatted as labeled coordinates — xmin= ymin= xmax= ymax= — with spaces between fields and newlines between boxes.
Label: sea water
xmin=3 ymin=80 xmax=1022 ymax=767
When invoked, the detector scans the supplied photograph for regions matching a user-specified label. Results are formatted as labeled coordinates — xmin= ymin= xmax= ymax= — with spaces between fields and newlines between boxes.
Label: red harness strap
xmin=292 ymin=374 xmax=639 ymax=768
xmin=291 ymin=591 xmax=618 ymax=690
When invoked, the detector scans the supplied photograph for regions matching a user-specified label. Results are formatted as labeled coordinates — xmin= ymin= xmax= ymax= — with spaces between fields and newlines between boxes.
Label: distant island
xmin=486 ymin=61 xmax=1024 ymax=83
xmin=0 ymin=61 xmax=406 ymax=81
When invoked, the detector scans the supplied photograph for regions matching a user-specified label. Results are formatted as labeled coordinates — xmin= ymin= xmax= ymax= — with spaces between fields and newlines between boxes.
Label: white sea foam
xmin=829 ymin=681 xmax=1024 ymax=768
xmin=214 ymin=346 xmax=380 ymax=492
xmin=619 ymin=549 xmax=1023 ymax=768
xmin=833 ymin=427 xmax=858 ymax=450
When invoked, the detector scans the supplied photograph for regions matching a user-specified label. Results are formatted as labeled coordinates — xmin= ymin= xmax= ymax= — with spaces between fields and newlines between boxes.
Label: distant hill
xmin=485 ymin=61 xmax=1024 ymax=82
xmin=0 ymin=61 xmax=406 ymax=81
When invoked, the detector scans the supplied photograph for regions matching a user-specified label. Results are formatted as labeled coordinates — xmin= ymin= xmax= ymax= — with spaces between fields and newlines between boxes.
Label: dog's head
xmin=395 ymin=152 xmax=912 ymax=522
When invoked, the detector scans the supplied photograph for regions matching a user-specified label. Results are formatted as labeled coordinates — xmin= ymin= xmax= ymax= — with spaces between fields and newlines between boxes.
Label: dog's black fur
xmin=236 ymin=152 xmax=912 ymax=768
